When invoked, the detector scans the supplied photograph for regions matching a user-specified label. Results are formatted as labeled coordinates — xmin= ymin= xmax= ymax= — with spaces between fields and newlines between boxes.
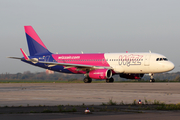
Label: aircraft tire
xmin=109 ymin=77 xmax=114 ymax=82
xmin=83 ymin=77 xmax=89 ymax=83
xmin=106 ymin=79 xmax=110 ymax=83
xmin=150 ymin=79 xmax=155 ymax=82
xmin=84 ymin=77 xmax=92 ymax=83
xmin=88 ymin=78 xmax=92 ymax=83
xmin=106 ymin=77 xmax=114 ymax=83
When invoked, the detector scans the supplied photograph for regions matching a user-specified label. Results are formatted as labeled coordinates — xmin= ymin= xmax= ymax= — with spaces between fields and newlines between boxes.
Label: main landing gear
xmin=83 ymin=77 xmax=114 ymax=83
xmin=149 ymin=73 xmax=155 ymax=82
xmin=106 ymin=77 xmax=114 ymax=83
xmin=83 ymin=77 xmax=92 ymax=83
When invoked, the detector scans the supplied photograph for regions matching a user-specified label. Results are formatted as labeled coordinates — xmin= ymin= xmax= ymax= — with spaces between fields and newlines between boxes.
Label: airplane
xmin=9 ymin=26 xmax=175 ymax=83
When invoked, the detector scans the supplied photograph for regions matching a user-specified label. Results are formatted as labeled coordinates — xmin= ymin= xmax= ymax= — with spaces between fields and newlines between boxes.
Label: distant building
xmin=46 ymin=69 xmax=54 ymax=75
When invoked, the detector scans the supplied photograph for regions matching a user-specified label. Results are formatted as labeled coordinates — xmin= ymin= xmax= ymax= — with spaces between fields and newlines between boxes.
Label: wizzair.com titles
xmin=58 ymin=56 xmax=80 ymax=59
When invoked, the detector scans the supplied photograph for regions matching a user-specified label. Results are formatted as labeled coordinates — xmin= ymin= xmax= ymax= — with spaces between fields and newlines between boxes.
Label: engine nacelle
xmin=88 ymin=69 xmax=112 ymax=79
xmin=119 ymin=73 xmax=144 ymax=79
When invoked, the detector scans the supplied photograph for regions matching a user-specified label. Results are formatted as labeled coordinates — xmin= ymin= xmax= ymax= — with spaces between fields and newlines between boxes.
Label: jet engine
xmin=119 ymin=73 xmax=144 ymax=79
xmin=88 ymin=69 xmax=112 ymax=79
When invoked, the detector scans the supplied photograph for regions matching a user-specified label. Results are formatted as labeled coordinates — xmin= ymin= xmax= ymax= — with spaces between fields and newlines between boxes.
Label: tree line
xmin=0 ymin=71 xmax=180 ymax=81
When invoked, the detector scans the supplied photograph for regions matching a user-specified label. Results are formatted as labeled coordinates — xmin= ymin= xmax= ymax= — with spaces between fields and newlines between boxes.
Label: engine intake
xmin=88 ymin=69 xmax=112 ymax=80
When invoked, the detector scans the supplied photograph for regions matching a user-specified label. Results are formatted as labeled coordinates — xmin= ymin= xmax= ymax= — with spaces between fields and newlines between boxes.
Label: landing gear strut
xmin=149 ymin=73 xmax=155 ymax=82
xmin=83 ymin=77 xmax=92 ymax=83
xmin=106 ymin=77 xmax=114 ymax=83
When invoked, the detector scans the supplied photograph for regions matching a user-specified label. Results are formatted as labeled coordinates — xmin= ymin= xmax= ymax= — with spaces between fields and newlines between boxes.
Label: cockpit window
xmin=163 ymin=58 xmax=168 ymax=61
xmin=156 ymin=58 xmax=168 ymax=61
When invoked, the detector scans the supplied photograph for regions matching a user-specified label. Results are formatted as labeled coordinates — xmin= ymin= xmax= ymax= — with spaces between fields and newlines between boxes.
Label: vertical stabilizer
xmin=24 ymin=26 xmax=51 ymax=56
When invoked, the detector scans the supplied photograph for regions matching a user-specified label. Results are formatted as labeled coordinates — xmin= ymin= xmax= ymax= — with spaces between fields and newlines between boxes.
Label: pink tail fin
xmin=24 ymin=26 xmax=51 ymax=56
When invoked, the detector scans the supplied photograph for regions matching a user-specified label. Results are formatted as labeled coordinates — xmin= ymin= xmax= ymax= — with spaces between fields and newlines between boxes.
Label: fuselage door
xmin=144 ymin=55 xmax=150 ymax=66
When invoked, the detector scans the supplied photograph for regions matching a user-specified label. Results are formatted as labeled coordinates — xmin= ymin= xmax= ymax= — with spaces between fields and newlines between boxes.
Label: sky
xmin=0 ymin=0 xmax=180 ymax=73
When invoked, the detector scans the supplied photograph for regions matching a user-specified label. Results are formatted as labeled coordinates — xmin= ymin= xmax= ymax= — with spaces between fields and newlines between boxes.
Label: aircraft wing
xmin=8 ymin=56 xmax=113 ymax=71
xmin=38 ymin=61 xmax=112 ymax=70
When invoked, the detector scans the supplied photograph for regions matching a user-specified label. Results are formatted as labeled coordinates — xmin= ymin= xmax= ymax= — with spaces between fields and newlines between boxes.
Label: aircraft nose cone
xmin=167 ymin=61 xmax=175 ymax=71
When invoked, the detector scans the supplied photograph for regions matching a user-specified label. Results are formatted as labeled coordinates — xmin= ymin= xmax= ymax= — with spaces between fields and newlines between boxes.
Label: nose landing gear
xmin=149 ymin=73 xmax=155 ymax=82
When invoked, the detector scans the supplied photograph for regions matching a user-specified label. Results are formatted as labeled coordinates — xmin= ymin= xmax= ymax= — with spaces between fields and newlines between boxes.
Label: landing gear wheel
xmin=88 ymin=78 xmax=92 ymax=83
xmin=149 ymin=73 xmax=155 ymax=83
xmin=83 ymin=77 xmax=89 ymax=83
xmin=106 ymin=77 xmax=114 ymax=83
xmin=109 ymin=77 xmax=114 ymax=82
xmin=83 ymin=77 xmax=92 ymax=83
xmin=150 ymin=79 xmax=155 ymax=82
xmin=106 ymin=79 xmax=109 ymax=83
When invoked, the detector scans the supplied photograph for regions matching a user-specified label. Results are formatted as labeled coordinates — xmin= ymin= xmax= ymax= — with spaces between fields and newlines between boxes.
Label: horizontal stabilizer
xmin=7 ymin=57 xmax=25 ymax=60
xmin=8 ymin=49 xmax=38 ymax=64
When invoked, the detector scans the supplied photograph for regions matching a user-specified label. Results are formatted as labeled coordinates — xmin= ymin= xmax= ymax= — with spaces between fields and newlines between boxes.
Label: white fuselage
xmin=105 ymin=53 xmax=174 ymax=74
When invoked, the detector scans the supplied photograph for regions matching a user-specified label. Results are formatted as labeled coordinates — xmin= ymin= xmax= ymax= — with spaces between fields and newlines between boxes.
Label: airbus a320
xmin=9 ymin=26 xmax=175 ymax=83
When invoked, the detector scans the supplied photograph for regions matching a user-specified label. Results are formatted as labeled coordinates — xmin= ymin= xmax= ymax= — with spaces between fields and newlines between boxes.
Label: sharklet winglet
xmin=20 ymin=48 xmax=29 ymax=60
